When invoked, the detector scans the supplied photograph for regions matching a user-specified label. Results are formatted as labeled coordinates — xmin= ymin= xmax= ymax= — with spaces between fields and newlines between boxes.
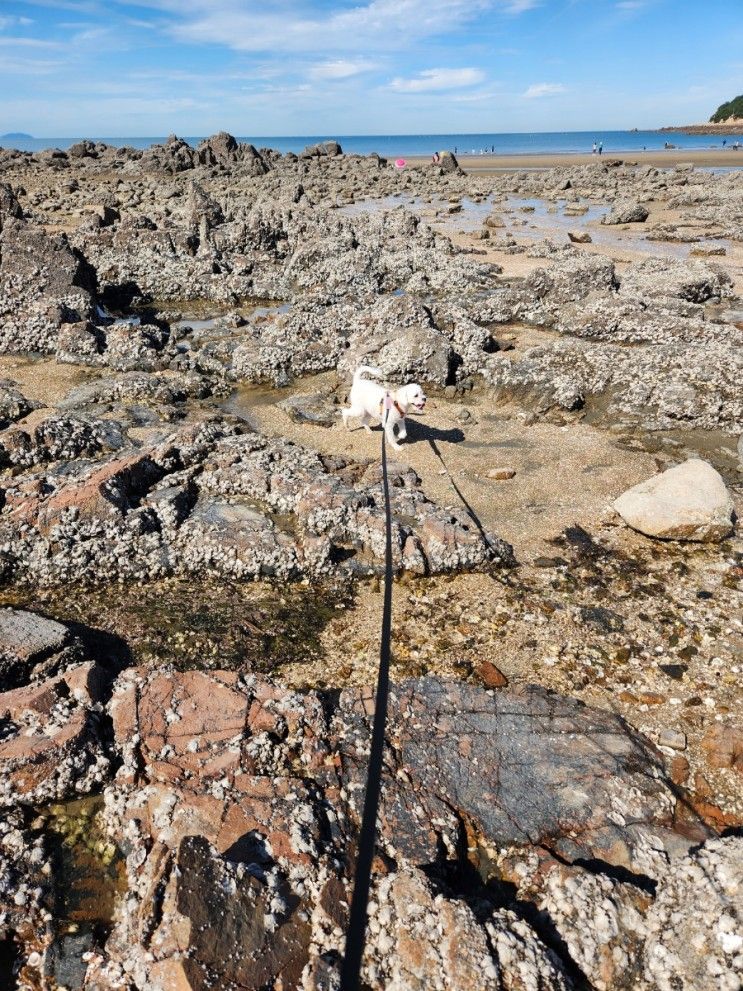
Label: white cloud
xmin=389 ymin=67 xmax=485 ymax=92
xmin=0 ymin=36 xmax=61 ymax=48
xmin=523 ymin=82 xmax=567 ymax=98
xmin=309 ymin=59 xmax=379 ymax=81
xmin=0 ymin=16 xmax=34 ymax=30
xmin=123 ymin=0 xmax=534 ymax=54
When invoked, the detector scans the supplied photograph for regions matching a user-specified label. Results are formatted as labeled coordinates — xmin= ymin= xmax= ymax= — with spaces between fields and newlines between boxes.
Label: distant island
xmin=0 ymin=132 xmax=34 ymax=140
xmin=661 ymin=96 xmax=743 ymax=134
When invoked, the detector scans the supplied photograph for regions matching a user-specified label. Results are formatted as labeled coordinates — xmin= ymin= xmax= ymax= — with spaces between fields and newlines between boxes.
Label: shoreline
xmin=403 ymin=148 xmax=743 ymax=172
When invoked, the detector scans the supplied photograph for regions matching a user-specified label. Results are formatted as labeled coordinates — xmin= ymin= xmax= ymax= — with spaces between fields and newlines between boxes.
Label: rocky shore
xmin=0 ymin=133 xmax=741 ymax=990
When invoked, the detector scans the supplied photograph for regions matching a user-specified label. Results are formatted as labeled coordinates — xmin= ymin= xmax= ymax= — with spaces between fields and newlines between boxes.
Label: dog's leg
xmin=386 ymin=419 xmax=403 ymax=450
xmin=360 ymin=411 xmax=374 ymax=433
xmin=396 ymin=417 xmax=407 ymax=441
xmin=341 ymin=407 xmax=351 ymax=429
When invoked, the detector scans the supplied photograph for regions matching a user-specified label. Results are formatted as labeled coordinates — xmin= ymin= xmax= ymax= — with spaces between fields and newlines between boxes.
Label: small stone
xmin=618 ymin=690 xmax=639 ymax=703
xmin=475 ymin=660 xmax=509 ymax=688
xmin=486 ymin=467 xmax=516 ymax=480
xmin=638 ymin=691 xmax=666 ymax=705
xmin=658 ymin=729 xmax=687 ymax=751
xmin=568 ymin=230 xmax=592 ymax=244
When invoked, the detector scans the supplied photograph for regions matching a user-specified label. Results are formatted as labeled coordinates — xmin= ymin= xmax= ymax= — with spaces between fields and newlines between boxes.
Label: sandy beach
xmin=404 ymin=147 xmax=743 ymax=172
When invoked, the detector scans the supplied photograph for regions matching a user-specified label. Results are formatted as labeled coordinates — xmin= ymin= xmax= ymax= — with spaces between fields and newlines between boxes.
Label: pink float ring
xmin=394 ymin=158 xmax=406 ymax=169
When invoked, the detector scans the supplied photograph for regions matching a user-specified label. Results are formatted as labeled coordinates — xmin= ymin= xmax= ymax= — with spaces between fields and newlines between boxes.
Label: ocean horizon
xmin=3 ymin=129 xmax=743 ymax=157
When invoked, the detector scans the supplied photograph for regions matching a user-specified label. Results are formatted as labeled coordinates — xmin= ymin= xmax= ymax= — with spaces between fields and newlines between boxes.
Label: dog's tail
xmin=353 ymin=364 xmax=383 ymax=384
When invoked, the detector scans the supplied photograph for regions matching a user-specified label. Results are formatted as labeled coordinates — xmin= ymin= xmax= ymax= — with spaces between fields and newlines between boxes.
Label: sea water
xmin=4 ymin=129 xmax=743 ymax=157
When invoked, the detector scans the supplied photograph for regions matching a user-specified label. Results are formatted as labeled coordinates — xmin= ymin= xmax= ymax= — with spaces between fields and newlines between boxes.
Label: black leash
xmin=339 ymin=398 xmax=394 ymax=991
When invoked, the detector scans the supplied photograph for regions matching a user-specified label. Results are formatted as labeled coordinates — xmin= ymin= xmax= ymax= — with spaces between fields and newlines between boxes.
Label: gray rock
xmin=602 ymin=201 xmax=649 ymax=224
xmin=338 ymin=679 xmax=679 ymax=872
xmin=0 ymin=608 xmax=82 ymax=690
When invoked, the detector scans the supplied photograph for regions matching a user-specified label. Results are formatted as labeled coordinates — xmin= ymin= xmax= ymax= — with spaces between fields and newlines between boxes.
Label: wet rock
xmin=172 ymin=835 xmax=312 ymax=990
xmin=567 ymin=230 xmax=592 ymax=243
xmin=601 ymin=201 xmax=649 ymax=224
xmin=613 ymin=459 xmax=735 ymax=542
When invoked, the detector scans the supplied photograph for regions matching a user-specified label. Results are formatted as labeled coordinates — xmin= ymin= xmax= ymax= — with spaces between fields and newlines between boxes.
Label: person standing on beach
xmin=598 ymin=141 xmax=603 ymax=155
xmin=592 ymin=141 xmax=597 ymax=154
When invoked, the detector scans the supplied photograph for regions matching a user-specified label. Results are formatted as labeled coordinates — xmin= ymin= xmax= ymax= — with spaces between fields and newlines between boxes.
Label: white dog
xmin=341 ymin=365 xmax=426 ymax=450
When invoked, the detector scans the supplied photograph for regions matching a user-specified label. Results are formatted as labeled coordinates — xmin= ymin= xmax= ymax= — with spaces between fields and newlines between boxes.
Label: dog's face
xmin=398 ymin=383 xmax=427 ymax=413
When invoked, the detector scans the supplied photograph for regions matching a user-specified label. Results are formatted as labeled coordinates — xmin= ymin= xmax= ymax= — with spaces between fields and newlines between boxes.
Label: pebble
xmin=658 ymin=728 xmax=687 ymax=750
xmin=486 ymin=467 xmax=516 ymax=480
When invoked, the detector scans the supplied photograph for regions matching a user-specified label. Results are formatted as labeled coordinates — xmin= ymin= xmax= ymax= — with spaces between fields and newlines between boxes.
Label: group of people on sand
xmin=592 ymin=140 xmax=603 ymax=155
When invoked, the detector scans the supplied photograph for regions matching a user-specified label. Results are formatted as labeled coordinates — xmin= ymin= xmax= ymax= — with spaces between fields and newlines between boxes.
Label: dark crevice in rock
xmin=0 ymin=934 xmax=20 ymax=990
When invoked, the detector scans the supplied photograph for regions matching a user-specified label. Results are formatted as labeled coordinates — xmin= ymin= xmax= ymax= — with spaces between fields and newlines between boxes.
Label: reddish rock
xmin=0 ymin=663 xmax=108 ymax=805
xmin=476 ymin=660 xmax=509 ymax=688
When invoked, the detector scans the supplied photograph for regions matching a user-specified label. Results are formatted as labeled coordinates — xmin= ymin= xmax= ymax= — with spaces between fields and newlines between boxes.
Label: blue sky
xmin=1 ymin=0 xmax=742 ymax=136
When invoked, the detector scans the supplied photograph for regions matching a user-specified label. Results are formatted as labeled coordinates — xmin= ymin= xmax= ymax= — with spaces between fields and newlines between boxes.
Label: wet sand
xmin=403 ymin=148 xmax=743 ymax=172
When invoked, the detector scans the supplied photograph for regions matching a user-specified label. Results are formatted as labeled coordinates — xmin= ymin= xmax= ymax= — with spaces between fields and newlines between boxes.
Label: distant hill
xmin=710 ymin=96 xmax=743 ymax=123
xmin=0 ymin=132 xmax=34 ymax=140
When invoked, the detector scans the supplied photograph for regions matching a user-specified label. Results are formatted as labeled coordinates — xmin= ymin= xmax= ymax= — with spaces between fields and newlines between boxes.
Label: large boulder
xmin=613 ymin=459 xmax=735 ymax=542
xmin=437 ymin=150 xmax=461 ymax=174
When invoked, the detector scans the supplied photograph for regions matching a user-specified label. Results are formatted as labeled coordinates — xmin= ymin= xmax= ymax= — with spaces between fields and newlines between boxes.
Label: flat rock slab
xmin=613 ymin=458 xmax=735 ymax=542
xmin=339 ymin=678 xmax=680 ymax=872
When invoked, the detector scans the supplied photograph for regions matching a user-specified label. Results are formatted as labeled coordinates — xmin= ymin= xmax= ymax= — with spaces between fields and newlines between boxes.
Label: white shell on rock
xmin=613 ymin=458 xmax=735 ymax=543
